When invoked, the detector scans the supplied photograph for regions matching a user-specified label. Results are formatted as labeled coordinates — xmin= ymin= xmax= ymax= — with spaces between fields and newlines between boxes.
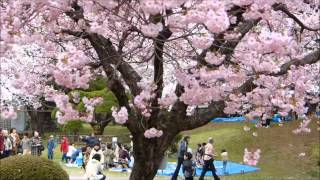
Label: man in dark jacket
xmin=80 ymin=132 xmax=99 ymax=148
xmin=183 ymin=152 xmax=195 ymax=180
xmin=171 ymin=136 xmax=190 ymax=180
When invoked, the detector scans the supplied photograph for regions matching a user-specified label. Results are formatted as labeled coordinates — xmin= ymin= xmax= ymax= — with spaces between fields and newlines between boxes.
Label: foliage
xmin=74 ymin=88 xmax=118 ymax=114
xmin=63 ymin=120 xmax=83 ymax=135
xmin=0 ymin=155 xmax=69 ymax=180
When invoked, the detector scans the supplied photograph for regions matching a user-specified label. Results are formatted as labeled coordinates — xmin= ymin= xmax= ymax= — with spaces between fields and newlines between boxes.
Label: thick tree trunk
xmin=90 ymin=122 xmax=108 ymax=135
xmin=129 ymin=132 xmax=177 ymax=180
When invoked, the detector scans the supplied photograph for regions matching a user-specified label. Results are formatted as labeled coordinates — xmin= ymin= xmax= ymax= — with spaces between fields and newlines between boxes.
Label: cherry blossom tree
xmin=1 ymin=0 xmax=319 ymax=179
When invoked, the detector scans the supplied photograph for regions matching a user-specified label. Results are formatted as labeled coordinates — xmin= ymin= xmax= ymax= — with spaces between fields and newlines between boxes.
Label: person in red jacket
xmin=0 ymin=128 xmax=5 ymax=159
xmin=60 ymin=136 xmax=69 ymax=163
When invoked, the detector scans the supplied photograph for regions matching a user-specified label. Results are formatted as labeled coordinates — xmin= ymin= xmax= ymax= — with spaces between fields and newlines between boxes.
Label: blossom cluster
xmin=134 ymin=81 xmax=157 ymax=117
xmin=144 ymin=127 xmax=163 ymax=138
xmin=243 ymin=148 xmax=261 ymax=166
xmin=111 ymin=106 xmax=129 ymax=124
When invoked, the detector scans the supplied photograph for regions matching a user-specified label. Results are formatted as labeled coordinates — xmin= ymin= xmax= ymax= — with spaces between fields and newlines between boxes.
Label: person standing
xmin=221 ymin=149 xmax=229 ymax=174
xmin=182 ymin=152 xmax=195 ymax=180
xmin=10 ymin=128 xmax=20 ymax=155
xmin=199 ymin=138 xmax=220 ymax=180
xmin=47 ymin=135 xmax=56 ymax=160
xmin=0 ymin=128 xmax=5 ymax=159
xmin=21 ymin=133 xmax=31 ymax=155
xmin=60 ymin=136 xmax=69 ymax=163
xmin=30 ymin=131 xmax=43 ymax=156
xmin=171 ymin=136 xmax=190 ymax=180
xmin=3 ymin=130 xmax=13 ymax=158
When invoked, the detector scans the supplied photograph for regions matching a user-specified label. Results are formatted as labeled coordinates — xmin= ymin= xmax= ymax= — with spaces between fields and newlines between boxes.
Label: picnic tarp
xmin=211 ymin=114 xmax=294 ymax=123
xmin=110 ymin=161 xmax=260 ymax=177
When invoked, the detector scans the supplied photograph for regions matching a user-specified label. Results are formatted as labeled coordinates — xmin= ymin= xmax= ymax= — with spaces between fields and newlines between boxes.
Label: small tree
xmin=63 ymin=120 xmax=83 ymax=135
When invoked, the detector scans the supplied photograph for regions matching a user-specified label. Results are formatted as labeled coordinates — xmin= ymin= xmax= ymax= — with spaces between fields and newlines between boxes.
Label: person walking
xmin=47 ymin=135 xmax=56 ymax=160
xmin=199 ymin=138 xmax=220 ymax=180
xmin=30 ymin=131 xmax=43 ymax=156
xmin=21 ymin=133 xmax=31 ymax=155
xmin=171 ymin=136 xmax=190 ymax=180
xmin=60 ymin=136 xmax=69 ymax=163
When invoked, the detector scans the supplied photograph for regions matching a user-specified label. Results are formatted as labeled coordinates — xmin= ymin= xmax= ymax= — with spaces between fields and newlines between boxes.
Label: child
xmin=182 ymin=152 xmax=195 ymax=180
xmin=221 ymin=149 xmax=228 ymax=174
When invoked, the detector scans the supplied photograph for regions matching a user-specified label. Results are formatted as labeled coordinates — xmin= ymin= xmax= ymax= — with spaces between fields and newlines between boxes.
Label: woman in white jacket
xmin=89 ymin=144 xmax=105 ymax=166
xmin=85 ymin=154 xmax=106 ymax=180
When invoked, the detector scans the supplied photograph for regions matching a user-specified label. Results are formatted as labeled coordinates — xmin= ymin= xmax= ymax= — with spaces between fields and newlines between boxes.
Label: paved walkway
xmin=70 ymin=175 xmax=129 ymax=180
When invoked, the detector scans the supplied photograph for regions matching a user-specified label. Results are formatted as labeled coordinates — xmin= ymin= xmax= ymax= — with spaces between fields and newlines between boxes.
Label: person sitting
xmin=71 ymin=148 xmax=82 ymax=163
xmin=118 ymin=144 xmax=131 ymax=169
xmin=66 ymin=143 xmax=77 ymax=163
xmin=90 ymin=143 xmax=105 ymax=167
xmin=103 ymin=143 xmax=115 ymax=168
xmin=85 ymin=154 xmax=106 ymax=180
xmin=83 ymin=146 xmax=92 ymax=170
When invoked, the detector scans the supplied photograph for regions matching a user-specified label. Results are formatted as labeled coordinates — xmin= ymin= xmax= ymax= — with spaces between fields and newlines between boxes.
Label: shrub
xmin=0 ymin=155 xmax=69 ymax=180
xmin=63 ymin=120 xmax=83 ymax=135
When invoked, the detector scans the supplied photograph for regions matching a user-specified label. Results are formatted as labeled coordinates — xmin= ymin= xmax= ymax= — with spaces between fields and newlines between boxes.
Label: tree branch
xmin=275 ymin=49 xmax=320 ymax=75
xmin=61 ymin=29 xmax=142 ymax=96
xmin=272 ymin=3 xmax=320 ymax=32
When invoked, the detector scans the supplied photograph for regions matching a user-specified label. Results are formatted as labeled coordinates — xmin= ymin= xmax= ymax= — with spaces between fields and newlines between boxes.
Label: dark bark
xmin=27 ymin=110 xmax=56 ymax=134
xmin=90 ymin=122 xmax=108 ymax=135
xmin=129 ymin=131 xmax=177 ymax=180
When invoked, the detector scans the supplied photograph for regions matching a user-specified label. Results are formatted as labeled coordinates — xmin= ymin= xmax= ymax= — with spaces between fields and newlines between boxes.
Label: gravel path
xmin=69 ymin=175 xmax=130 ymax=180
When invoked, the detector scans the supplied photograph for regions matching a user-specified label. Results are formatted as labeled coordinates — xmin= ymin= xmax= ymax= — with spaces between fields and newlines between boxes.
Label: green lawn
xmin=41 ymin=117 xmax=320 ymax=180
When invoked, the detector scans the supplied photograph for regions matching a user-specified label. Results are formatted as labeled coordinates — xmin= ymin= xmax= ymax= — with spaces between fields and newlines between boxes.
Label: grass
xmin=41 ymin=117 xmax=320 ymax=180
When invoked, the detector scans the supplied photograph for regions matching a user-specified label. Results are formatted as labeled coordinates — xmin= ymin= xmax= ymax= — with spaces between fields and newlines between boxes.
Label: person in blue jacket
xmin=171 ymin=136 xmax=190 ymax=180
xmin=80 ymin=132 xmax=99 ymax=148
xmin=47 ymin=135 xmax=56 ymax=160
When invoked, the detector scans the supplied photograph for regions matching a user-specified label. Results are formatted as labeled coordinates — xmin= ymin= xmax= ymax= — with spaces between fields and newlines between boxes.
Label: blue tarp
xmin=110 ymin=161 xmax=260 ymax=176
xmin=211 ymin=116 xmax=246 ymax=122
xmin=212 ymin=114 xmax=293 ymax=123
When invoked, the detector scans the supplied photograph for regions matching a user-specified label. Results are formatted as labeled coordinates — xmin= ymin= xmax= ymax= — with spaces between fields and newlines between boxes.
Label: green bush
xmin=63 ymin=120 xmax=83 ymax=135
xmin=0 ymin=155 xmax=69 ymax=180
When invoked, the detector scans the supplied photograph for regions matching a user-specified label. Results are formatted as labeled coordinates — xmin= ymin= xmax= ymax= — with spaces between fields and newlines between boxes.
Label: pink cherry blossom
xmin=141 ymin=23 xmax=163 ymax=38
xmin=243 ymin=148 xmax=261 ymax=166
xmin=0 ymin=107 xmax=17 ymax=120
xmin=144 ymin=127 xmax=163 ymax=138
xmin=112 ymin=106 xmax=128 ymax=124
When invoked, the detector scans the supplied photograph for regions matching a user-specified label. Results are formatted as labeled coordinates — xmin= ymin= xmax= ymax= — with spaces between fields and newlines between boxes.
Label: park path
xmin=70 ymin=175 xmax=129 ymax=180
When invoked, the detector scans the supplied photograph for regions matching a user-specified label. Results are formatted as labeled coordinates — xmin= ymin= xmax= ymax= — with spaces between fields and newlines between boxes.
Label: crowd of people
xmin=172 ymin=136 xmax=228 ymax=180
xmin=57 ymin=132 xmax=134 ymax=180
xmin=0 ymin=129 xmax=132 ymax=180
xmin=0 ymin=128 xmax=44 ymax=159
xmin=1 ymin=128 xmax=228 ymax=180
